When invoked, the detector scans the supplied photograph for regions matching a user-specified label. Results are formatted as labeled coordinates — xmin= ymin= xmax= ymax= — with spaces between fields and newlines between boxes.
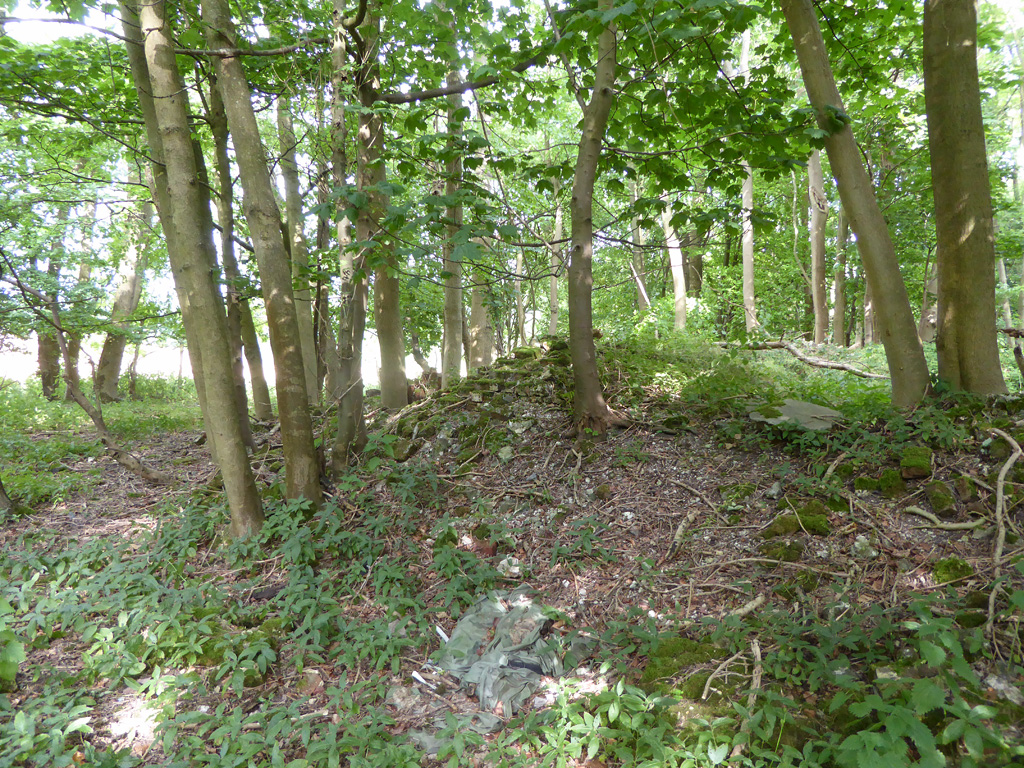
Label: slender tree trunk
xmin=924 ymin=0 xmax=1007 ymax=394
xmin=566 ymin=0 xmax=627 ymax=433
xmin=630 ymin=180 xmax=650 ymax=312
xmin=202 ymin=0 xmax=323 ymax=503
xmin=63 ymin=260 xmax=91 ymax=402
xmin=331 ymin=2 xmax=368 ymax=468
xmin=119 ymin=0 xmax=264 ymax=536
xmin=515 ymin=252 xmax=528 ymax=344
xmin=442 ymin=64 xmax=464 ymax=388
xmin=736 ymin=31 xmax=757 ymax=332
xmin=808 ymin=149 xmax=829 ymax=344
xmin=832 ymin=206 xmax=848 ymax=346
xmin=998 ymin=259 xmax=1014 ymax=341
xmin=781 ymin=0 xmax=930 ymax=406
xmin=662 ymin=206 xmax=687 ymax=330
xmin=549 ymin=184 xmax=562 ymax=335
xmin=96 ymin=183 xmax=148 ymax=402
xmin=278 ymin=92 xmax=320 ymax=404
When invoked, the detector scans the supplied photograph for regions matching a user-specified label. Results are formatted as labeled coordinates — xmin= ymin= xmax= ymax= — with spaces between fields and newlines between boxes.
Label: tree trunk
xmin=832 ymin=206 xmax=848 ymax=346
xmin=278 ymin=92 xmax=321 ymax=404
xmin=549 ymin=187 xmax=562 ymax=335
xmin=630 ymin=180 xmax=650 ymax=312
xmin=566 ymin=0 xmax=627 ymax=433
xmin=208 ymin=81 xmax=255 ymax=449
xmin=924 ymin=0 xmax=1007 ymax=394
xmin=662 ymin=206 xmax=687 ymax=330
xmin=781 ymin=0 xmax=930 ymax=406
xmin=515 ymin=252 xmax=527 ymax=345
xmin=737 ymin=30 xmax=757 ymax=331
xmin=468 ymin=271 xmax=495 ymax=369
xmin=96 ymin=183 xmax=148 ymax=402
xmin=998 ymin=259 xmax=1014 ymax=342
xmin=808 ymin=149 xmax=829 ymax=344
xmin=442 ymin=65 xmax=464 ymax=388
xmin=331 ymin=2 xmax=368 ymax=469
xmin=37 ymin=254 xmax=61 ymax=401
xmin=121 ymin=0 xmax=264 ymax=537
xmin=202 ymin=0 xmax=323 ymax=504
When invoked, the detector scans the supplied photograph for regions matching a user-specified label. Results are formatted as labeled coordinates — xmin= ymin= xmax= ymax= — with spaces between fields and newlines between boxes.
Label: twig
xmin=717 ymin=340 xmax=887 ymax=379
xmin=730 ymin=638 xmax=763 ymax=760
xmin=702 ymin=650 xmax=746 ymax=701
xmin=667 ymin=478 xmax=728 ymax=523
xmin=987 ymin=429 xmax=1019 ymax=636
xmin=724 ymin=594 xmax=766 ymax=619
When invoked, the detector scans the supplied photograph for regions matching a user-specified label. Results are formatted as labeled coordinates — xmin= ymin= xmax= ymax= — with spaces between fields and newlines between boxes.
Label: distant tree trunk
xmin=549 ymin=185 xmax=562 ymax=335
xmin=208 ymin=82 xmax=255 ymax=449
xmin=95 ymin=185 xmax=148 ymax=402
xmin=924 ymin=0 xmax=1007 ymax=394
xmin=832 ymin=206 xmax=848 ymax=346
xmin=918 ymin=250 xmax=938 ymax=342
xmin=782 ymin=0 xmax=930 ymax=407
xmin=468 ymin=271 xmax=494 ymax=369
xmin=515 ymin=252 xmax=528 ymax=345
xmin=37 ymin=256 xmax=62 ymax=401
xmin=331 ymin=3 xmax=368 ymax=469
xmin=566 ymin=0 xmax=627 ymax=433
xmin=808 ymin=149 xmax=829 ymax=344
xmin=203 ymin=0 xmax=323 ymax=504
xmin=736 ymin=31 xmax=757 ymax=332
xmin=121 ymin=0 xmax=264 ymax=537
xmin=662 ymin=206 xmax=687 ymax=330
xmin=278 ymin=92 xmax=320 ymax=404
xmin=64 ymin=198 xmax=96 ymax=402
xmin=630 ymin=180 xmax=650 ymax=312
xmin=998 ymin=259 xmax=1014 ymax=342
xmin=0 ymin=476 xmax=14 ymax=513
xmin=687 ymin=232 xmax=703 ymax=295
xmin=442 ymin=64 xmax=464 ymax=388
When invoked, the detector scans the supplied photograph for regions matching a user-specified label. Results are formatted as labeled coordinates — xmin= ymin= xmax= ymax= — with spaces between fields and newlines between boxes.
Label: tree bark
xmin=832 ymin=206 xmax=848 ymax=346
xmin=121 ymin=0 xmax=264 ymax=536
xmin=566 ymin=0 xmax=628 ymax=433
xmin=738 ymin=31 xmax=757 ymax=332
xmin=278 ymin=92 xmax=321 ymax=404
xmin=208 ymin=82 xmax=255 ymax=449
xmin=202 ymin=0 xmax=323 ymax=504
xmin=924 ymin=0 xmax=1007 ymax=394
xmin=781 ymin=0 xmax=931 ymax=406
xmin=808 ymin=149 xmax=829 ymax=344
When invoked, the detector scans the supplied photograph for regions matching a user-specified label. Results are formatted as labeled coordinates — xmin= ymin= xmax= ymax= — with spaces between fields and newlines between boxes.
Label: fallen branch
xmin=902 ymin=506 xmax=984 ymax=531
xmin=987 ymin=429 xmax=1019 ymax=636
xmin=717 ymin=340 xmax=887 ymax=379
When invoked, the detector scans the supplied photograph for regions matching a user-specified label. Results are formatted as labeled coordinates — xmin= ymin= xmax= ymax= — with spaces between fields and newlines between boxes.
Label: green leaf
xmin=919 ymin=640 xmax=946 ymax=667
xmin=707 ymin=742 xmax=729 ymax=765
xmin=601 ymin=0 xmax=637 ymax=24
xmin=910 ymin=678 xmax=946 ymax=714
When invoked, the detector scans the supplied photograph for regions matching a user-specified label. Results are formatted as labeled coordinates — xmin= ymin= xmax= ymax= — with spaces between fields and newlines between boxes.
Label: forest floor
xmin=2 ymin=337 xmax=1024 ymax=767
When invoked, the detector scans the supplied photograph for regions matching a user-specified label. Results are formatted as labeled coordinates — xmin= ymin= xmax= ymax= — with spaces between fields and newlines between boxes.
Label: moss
xmin=513 ymin=346 xmax=542 ymax=360
xmin=834 ymin=463 xmax=857 ymax=481
xmin=639 ymin=635 xmax=726 ymax=694
xmin=594 ymin=484 xmax=612 ymax=501
xmin=932 ymin=556 xmax=974 ymax=583
xmin=720 ymin=482 xmax=756 ymax=504
xmin=924 ymin=480 xmax=956 ymax=518
xmin=900 ymin=445 xmax=933 ymax=479
xmin=674 ymin=671 xmax=712 ymax=701
xmin=955 ymin=610 xmax=987 ymax=629
xmin=879 ymin=469 xmax=907 ymax=499
xmin=759 ymin=540 xmax=804 ymax=562
xmin=762 ymin=504 xmax=830 ymax=539
xmin=853 ymin=476 xmax=880 ymax=492
xmin=954 ymin=475 xmax=979 ymax=503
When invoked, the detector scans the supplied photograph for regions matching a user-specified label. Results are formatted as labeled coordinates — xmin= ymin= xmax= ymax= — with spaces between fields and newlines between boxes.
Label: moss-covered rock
xmin=594 ymin=484 xmax=612 ymax=501
xmin=762 ymin=502 xmax=830 ymax=538
xmin=954 ymin=475 xmax=979 ymax=503
xmin=513 ymin=346 xmax=542 ymax=360
xmin=932 ymin=556 xmax=974 ymax=583
xmin=834 ymin=463 xmax=857 ymax=481
xmin=759 ymin=540 xmax=804 ymax=562
xmin=879 ymin=469 xmax=907 ymax=499
xmin=853 ymin=476 xmax=880 ymax=492
xmin=900 ymin=446 xmax=933 ymax=479
xmin=924 ymin=480 xmax=956 ymax=518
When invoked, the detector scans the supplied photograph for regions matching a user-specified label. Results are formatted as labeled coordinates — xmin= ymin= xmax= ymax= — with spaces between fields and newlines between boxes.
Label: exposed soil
xmin=3 ymin=351 xmax=1023 ymax=764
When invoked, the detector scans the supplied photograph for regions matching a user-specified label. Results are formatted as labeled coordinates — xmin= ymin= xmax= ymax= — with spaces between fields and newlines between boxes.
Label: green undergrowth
xmin=0 ymin=379 xmax=203 ymax=507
